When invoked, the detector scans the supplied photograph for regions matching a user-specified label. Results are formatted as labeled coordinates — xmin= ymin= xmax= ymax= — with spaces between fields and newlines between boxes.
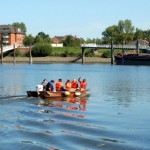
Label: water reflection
xmin=38 ymin=97 xmax=88 ymax=112
xmin=38 ymin=97 xmax=88 ymax=120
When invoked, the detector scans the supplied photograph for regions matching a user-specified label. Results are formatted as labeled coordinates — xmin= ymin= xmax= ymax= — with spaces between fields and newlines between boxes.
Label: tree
xmin=37 ymin=32 xmax=49 ymax=39
xmin=102 ymin=19 xmax=134 ymax=44
xmin=85 ymin=38 xmax=102 ymax=44
xmin=63 ymin=35 xmax=74 ymax=46
xmin=102 ymin=25 xmax=118 ymax=44
xmin=133 ymin=28 xmax=144 ymax=40
xmin=34 ymin=35 xmax=44 ymax=44
xmin=117 ymin=19 xmax=134 ymax=44
xmin=35 ymin=32 xmax=52 ymax=43
xmin=143 ymin=30 xmax=150 ymax=41
xmin=95 ymin=38 xmax=102 ymax=44
xmin=12 ymin=22 xmax=27 ymax=33
xmin=23 ymin=34 xmax=34 ymax=46
xmin=72 ymin=38 xmax=82 ymax=46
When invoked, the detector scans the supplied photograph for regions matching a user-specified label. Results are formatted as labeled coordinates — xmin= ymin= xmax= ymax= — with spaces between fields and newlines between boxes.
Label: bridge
xmin=81 ymin=43 xmax=150 ymax=50
xmin=1 ymin=41 xmax=150 ymax=64
xmin=0 ymin=45 xmax=16 ymax=54
xmin=80 ymin=41 xmax=150 ymax=64
xmin=0 ymin=44 xmax=21 ymax=64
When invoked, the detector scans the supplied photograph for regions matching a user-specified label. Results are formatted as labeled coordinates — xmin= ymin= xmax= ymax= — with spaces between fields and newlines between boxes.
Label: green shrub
xmin=101 ymin=51 xmax=111 ymax=58
xmin=32 ymin=43 xmax=52 ymax=57
xmin=9 ymin=48 xmax=25 ymax=57
xmin=84 ymin=49 xmax=93 ymax=57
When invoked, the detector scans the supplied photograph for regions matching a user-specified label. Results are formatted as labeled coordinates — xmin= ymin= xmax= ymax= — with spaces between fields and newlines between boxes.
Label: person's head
xmin=83 ymin=79 xmax=86 ymax=82
xmin=51 ymin=80 xmax=54 ymax=83
xmin=43 ymin=79 xmax=47 ymax=82
xmin=67 ymin=79 xmax=70 ymax=82
xmin=59 ymin=79 xmax=62 ymax=82
xmin=73 ymin=79 xmax=76 ymax=82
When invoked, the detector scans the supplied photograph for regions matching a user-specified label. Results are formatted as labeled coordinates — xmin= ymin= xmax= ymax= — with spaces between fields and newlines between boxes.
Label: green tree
xmin=32 ymin=43 xmax=52 ymax=57
xmin=37 ymin=32 xmax=52 ymax=43
xmin=85 ymin=38 xmax=101 ymax=44
xmin=102 ymin=19 xmax=134 ymax=44
xmin=117 ymin=19 xmax=134 ymax=44
xmin=12 ymin=22 xmax=27 ymax=33
xmin=23 ymin=34 xmax=34 ymax=46
xmin=72 ymin=38 xmax=82 ymax=46
xmin=133 ymin=28 xmax=144 ymax=40
xmin=34 ymin=35 xmax=44 ymax=44
xmin=143 ymin=30 xmax=150 ymax=41
xmin=95 ymin=38 xmax=102 ymax=44
xmin=63 ymin=35 xmax=74 ymax=46
xmin=102 ymin=25 xmax=118 ymax=44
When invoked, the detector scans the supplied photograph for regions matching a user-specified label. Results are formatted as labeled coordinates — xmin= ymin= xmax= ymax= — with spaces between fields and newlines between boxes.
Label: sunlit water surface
xmin=0 ymin=63 xmax=150 ymax=150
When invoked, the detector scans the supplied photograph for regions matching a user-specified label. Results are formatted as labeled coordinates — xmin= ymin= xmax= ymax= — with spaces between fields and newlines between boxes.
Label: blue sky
xmin=1 ymin=0 xmax=150 ymax=39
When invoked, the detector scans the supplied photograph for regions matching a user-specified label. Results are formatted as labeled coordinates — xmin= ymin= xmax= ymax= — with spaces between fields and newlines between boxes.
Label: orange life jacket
xmin=56 ymin=82 xmax=63 ymax=91
xmin=65 ymin=82 xmax=72 ymax=91
xmin=80 ymin=81 xmax=87 ymax=89
xmin=71 ymin=81 xmax=78 ymax=88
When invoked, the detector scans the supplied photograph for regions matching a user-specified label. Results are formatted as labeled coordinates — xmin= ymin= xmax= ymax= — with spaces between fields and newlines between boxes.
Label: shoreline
xmin=2 ymin=57 xmax=111 ymax=63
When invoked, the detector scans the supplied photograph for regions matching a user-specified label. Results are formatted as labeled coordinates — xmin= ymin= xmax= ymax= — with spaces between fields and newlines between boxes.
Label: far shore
xmin=2 ymin=56 xmax=111 ymax=63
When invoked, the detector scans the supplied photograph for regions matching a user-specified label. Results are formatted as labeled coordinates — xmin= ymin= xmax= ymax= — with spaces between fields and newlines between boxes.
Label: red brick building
xmin=0 ymin=25 xmax=25 ymax=46
xmin=52 ymin=35 xmax=77 ymax=43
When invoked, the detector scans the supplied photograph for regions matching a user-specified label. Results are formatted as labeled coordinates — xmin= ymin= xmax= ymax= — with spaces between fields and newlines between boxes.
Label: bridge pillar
xmin=136 ymin=40 xmax=139 ymax=54
xmin=111 ymin=41 xmax=114 ymax=65
xmin=1 ymin=44 xmax=3 ymax=64
xmin=122 ymin=41 xmax=125 ymax=56
xmin=13 ymin=43 xmax=16 ymax=64
xmin=82 ymin=47 xmax=85 ymax=64
xmin=29 ymin=45 xmax=32 ymax=64
xmin=92 ymin=48 xmax=94 ymax=56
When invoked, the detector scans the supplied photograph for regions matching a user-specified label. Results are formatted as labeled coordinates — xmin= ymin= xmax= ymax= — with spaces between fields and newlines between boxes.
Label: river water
xmin=0 ymin=63 xmax=150 ymax=150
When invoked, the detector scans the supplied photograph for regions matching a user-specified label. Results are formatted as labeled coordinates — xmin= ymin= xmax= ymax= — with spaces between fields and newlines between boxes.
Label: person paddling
xmin=78 ymin=77 xmax=87 ymax=91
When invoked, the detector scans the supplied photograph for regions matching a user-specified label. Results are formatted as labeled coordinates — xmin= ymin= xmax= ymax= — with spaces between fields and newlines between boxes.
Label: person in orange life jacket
xmin=55 ymin=79 xmax=64 ymax=91
xmin=71 ymin=79 xmax=78 ymax=89
xmin=78 ymin=77 xmax=87 ymax=90
xmin=65 ymin=79 xmax=72 ymax=91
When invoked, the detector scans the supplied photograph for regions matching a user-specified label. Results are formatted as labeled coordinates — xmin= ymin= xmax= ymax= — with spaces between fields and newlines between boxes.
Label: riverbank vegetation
xmin=15 ymin=46 xmax=124 ymax=58
xmin=10 ymin=20 xmax=149 ymax=58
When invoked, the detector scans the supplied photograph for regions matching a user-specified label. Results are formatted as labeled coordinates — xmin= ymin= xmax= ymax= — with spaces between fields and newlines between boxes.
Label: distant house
xmin=52 ymin=35 xmax=77 ymax=44
xmin=129 ymin=39 xmax=150 ymax=47
xmin=53 ymin=36 xmax=66 ymax=44
xmin=0 ymin=25 xmax=25 ymax=46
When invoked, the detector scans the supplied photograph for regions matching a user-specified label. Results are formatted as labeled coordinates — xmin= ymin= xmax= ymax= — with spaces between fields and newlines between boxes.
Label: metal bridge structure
xmin=0 ymin=44 xmax=32 ymax=64
xmin=0 ymin=45 xmax=16 ymax=54
xmin=80 ymin=41 xmax=150 ymax=64
xmin=81 ymin=43 xmax=150 ymax=50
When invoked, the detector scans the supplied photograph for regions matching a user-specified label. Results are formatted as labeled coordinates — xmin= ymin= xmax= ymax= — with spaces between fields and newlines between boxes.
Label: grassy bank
xmin=17 ymin=46 xmax=123 ymax=58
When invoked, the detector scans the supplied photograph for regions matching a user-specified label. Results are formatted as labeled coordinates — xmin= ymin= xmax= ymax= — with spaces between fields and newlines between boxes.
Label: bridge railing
xmin=81 ymin=44 xmax=150 ymax=50
xmin=0 ymin=44 xmax=18 ymax=54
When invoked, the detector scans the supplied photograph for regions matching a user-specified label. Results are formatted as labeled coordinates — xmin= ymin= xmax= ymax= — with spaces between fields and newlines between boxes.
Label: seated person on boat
xmin=41 ymin=79 xmax=47 ymax=90
xmin=46 ymin=80 xmax=55 ymax=91
xmin=71 ymin=79 xmax=78 ymax=90
xmin=55 ymin=79 xmax=65 ymax=91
